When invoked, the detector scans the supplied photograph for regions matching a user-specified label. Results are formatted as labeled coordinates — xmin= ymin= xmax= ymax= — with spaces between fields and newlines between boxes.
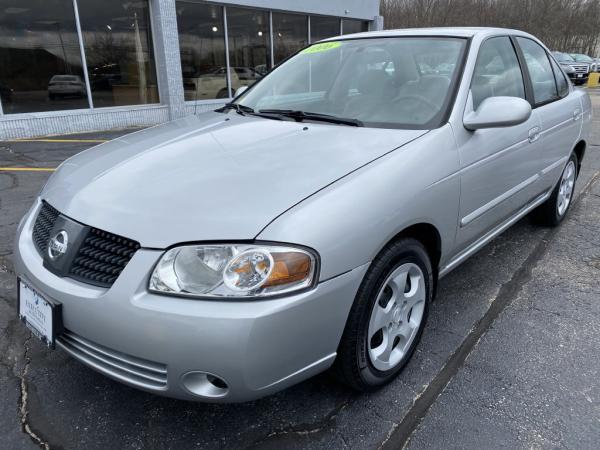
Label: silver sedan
xmin=15 ymin=27 xmax=592 ymax=402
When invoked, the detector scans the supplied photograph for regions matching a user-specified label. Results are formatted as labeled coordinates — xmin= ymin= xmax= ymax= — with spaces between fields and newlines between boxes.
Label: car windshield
xmin=554 ymin=52 xmax=575 ymax=63
xmin=233 ymin=37 xmax=467 ymax=129
xmin=571 ymin=54 xmax=593 ymax=62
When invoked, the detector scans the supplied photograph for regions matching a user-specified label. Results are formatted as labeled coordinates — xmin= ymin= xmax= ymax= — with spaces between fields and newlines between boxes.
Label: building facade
xmin=0 ymin=0 xmax=382 ymax=139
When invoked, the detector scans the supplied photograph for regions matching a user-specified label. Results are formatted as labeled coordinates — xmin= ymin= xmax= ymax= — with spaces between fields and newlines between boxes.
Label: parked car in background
xmin=570 ymin=53 xmax=598 ymax=73
xmin=48 ymin=75 xmax=86 ymax=99
xmin=16 ymin=28 xmax=591 ymax=403
xmin=232 ymin=67 xmax=262 ymax=82
xmin=553 ymin=52 xmax=590 ymax=84
xmin=184 ymin=67 xmax=263 ymax=99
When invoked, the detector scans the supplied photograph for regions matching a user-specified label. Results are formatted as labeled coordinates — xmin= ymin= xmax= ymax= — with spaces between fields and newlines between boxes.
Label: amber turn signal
xmin=262 ymin=252 xmax=312 ymax=288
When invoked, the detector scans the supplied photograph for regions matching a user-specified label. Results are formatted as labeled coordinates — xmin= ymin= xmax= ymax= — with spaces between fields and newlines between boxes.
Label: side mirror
xmin=464 ymin=96 xmax=532 ymax=131
xmin=235 ymin=85 xmax=249 ymax=96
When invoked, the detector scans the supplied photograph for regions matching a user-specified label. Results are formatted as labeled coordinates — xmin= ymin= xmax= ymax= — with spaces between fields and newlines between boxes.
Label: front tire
xmin=216 ymin=88 xmax=231 ymax=99
xmin=333 ymin=238 xmax=433 ymax=391
xmin=531 ymin=152 xmax=578 ymax=227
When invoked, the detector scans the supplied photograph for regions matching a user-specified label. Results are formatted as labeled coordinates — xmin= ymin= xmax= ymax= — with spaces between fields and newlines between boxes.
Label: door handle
xmin=528 ymin=126 xmax=541 ymax=143
xmin=573 ymin=109 xmax=582 ymax=121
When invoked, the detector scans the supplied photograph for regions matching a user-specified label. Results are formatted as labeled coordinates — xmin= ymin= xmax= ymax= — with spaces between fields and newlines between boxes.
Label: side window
xmin=549 ymin=57 xmax=570 ymax=98
xmin=516 ymin=37 xmax=558 ymax=104
xmin=471 ymin=37 xmax=525 ymax=110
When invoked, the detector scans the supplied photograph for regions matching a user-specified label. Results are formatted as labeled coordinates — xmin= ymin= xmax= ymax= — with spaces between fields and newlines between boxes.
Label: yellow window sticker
xmin=301 ymin=41 xmax=342 ymax=54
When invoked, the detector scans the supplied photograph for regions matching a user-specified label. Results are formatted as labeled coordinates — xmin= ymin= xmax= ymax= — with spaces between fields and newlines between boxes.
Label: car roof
xmin=324 ymin=27 xmax=534 ymax=41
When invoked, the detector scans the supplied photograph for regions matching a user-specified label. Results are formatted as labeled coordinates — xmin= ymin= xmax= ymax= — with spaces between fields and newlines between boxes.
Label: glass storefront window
xmin=176 ymin=2 xmax=228 ymax=100
xmin=77 ymin=0 xmax=158 ymax=107
xmin=310 ymin=16 xmax=340 ymax=43
xmin=342 ymin=19 xmax=369 ymax=35
xmin=0 ymin=0 xmax=88 ymax=114
xmin=226 ymin=6 xmax=270 ymax=97
xmin=273 ymin=13 xmax=307 ymax=65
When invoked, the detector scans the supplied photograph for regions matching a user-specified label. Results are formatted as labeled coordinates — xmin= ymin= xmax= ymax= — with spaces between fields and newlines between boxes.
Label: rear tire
xmin=531 ymin=152 xmax=578 ymax=227
xmin=333 ymin=238 xmax=433 ymax=391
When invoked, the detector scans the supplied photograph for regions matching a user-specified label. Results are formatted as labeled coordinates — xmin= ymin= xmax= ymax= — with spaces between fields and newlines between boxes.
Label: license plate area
xmin=17 ymin=279 xmax=62 ymax=348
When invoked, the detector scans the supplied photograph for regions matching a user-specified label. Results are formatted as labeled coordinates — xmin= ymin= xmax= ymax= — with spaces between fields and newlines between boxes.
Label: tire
xmin=216 ymin=88 xmax=230 ymax=99
xmin=531 ymin=152 xmax=578 ymax=227
xmin=333 ymin=238 xmax=433 ymax=391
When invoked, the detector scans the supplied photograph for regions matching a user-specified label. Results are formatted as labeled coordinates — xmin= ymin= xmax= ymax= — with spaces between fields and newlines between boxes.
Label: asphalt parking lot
xmin=1 ymin=91 xmax=600 ymax=450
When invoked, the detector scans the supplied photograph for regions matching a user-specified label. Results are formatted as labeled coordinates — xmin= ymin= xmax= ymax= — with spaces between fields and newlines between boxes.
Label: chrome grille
xmin=57 ymin=330 xmax=168 ymax=390
xmin=571 ymin=64 xmax=589 ymax=74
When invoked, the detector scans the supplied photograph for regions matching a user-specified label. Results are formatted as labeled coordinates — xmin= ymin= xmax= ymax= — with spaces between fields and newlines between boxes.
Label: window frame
xmin=469 ymin=35 xmax=528 ymax=111
xmin=76 ymin=0 xmax=160 ymax=109
xmin=512 ymin=36 xmax=564 ymax=108
xmin=548 ymin=54 xmax=571 ymax=99
xmin=0 ymin=0 xmax=93 ymax=114
xmin=271 ymin=11 xmax=309 ymax=65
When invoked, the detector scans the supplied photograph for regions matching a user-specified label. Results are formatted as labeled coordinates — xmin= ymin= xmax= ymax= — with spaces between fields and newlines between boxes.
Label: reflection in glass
xmin=226 ymin=7 xmax=270 ymax=97
xmin=273 ymin=13 xmax=307 ymax=65
xmin=238 ymin=38 xmax=466 ymax=129
xmin=310 ymin=16 xmax=340 ymax=43
xmin=342 ymin=19 xmax=368 ymax=35
xmin=0 ymin=0 xmax=88 ymax=113
xmin=77 ymin=0 xmax=158 ymax=107
xmin=176 ymin=2 xmax=228 ymax=100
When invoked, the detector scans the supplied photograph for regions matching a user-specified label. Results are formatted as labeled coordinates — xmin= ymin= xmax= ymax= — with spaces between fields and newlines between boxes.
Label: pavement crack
xmin=380 ymin=231 xmax=554 ymax=450
xmin=19 ymin=334 xmax=50 ymax=450
xmin=244 ymin=396 xmax=352 ymax=448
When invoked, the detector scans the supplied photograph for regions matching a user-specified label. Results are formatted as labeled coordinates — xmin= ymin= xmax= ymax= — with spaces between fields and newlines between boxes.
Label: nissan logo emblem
xmin=48 ymin=230 xmax=69 ymax=260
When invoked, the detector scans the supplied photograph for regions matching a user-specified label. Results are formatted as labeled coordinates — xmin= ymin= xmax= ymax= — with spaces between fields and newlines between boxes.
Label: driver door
xmin=453 ymin=36 xmax=542 ymax=252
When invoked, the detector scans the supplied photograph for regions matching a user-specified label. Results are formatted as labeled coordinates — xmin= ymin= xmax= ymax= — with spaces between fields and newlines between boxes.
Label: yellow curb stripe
xmin=5 ymin=139 xmax=107 ymax=143
xmin=0 ymin=167 xmax=56 ymax=172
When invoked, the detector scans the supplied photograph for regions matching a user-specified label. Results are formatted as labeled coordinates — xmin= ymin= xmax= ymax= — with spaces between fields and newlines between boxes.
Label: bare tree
xmin=381 ymin=0 xmax=600 ymax=54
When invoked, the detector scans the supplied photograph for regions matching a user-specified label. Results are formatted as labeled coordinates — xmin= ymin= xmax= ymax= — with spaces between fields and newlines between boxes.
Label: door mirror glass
xmin=464 ymin=96 xmax=532 ymax=130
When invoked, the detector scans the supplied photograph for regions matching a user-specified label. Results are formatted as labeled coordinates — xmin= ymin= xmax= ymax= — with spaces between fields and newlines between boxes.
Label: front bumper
xmin=14 ymin=201 xmax=368 ymax=402
xmin=567 ymin=73 xmax=589 ymax=84
xmin=48 ymin=87 xmax=83 ymax=95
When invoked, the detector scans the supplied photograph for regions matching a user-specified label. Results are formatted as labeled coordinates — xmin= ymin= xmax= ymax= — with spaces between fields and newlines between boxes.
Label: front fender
xmin=257 ymin=126 xmax=461 ymax=280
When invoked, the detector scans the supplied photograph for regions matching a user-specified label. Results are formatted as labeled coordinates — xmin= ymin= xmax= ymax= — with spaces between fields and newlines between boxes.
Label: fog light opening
xmin=181 ymin=371 xmax=230 ymax=398
xmin=207 ymin=374 xmax=228 ymax=390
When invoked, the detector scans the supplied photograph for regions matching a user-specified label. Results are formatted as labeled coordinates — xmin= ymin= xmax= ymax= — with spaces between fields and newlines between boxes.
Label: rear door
xmin=454 ymin=36 xmax=542 ymax=251
xmin=514 ymin=37 xmax=582 ymax=192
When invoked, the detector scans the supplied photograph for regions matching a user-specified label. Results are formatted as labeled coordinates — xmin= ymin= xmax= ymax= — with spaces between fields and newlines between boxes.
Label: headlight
xmin=149 ymin=244 xmax=318 ymax=298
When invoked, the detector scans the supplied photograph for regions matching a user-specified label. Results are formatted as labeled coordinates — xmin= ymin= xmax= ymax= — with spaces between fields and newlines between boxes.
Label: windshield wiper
xmin=216 ymin=102 xmax=255 ymax=115
xmin=216 ymin=103 xmax=284 ymax=121
xmin=258 ymin=109 xmax=363 ymax=127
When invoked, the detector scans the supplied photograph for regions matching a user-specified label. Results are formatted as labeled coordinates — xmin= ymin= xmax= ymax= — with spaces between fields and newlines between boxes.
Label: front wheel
xmin=333 ymin=238 xmax=433 ymax=391
xmin=531 ymin=153 xmax=578 ymax=227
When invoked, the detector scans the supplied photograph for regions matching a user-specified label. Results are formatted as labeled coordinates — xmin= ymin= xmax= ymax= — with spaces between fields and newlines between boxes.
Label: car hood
xmin=42 ymin=112 xmax=427 ymax=248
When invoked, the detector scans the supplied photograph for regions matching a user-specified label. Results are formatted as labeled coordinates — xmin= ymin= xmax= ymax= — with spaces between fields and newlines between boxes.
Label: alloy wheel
xmin=367 ymin=263 xmax=426 ymax=371
xmin=557 ymin=161 xmax=576 ymax=217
